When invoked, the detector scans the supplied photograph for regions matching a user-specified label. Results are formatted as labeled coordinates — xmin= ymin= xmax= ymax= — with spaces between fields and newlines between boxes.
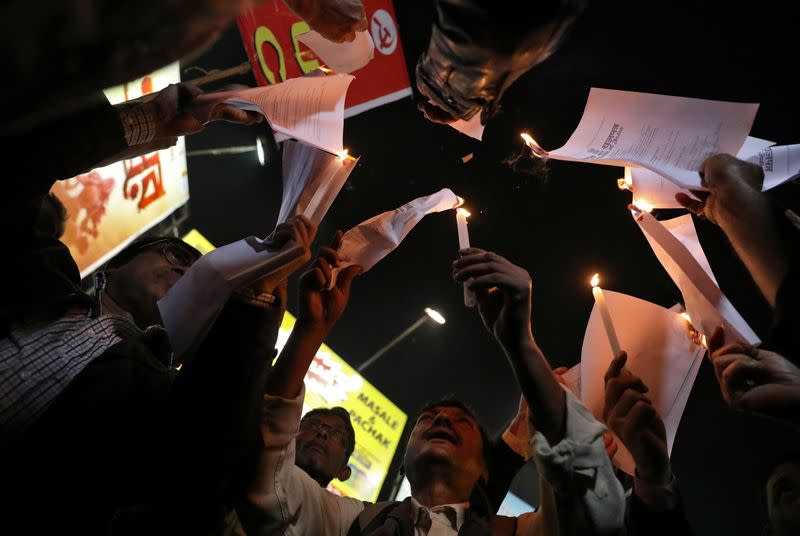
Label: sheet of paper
xmin=627 ymin=137 xmax=776 ymax=209
xmin=749 ymin=144 xmax=800 ymax=190
xmin=190 ymin=74 xmax=354 ymax=154
xmin=297 ymin=30 xmax=374 ymax=74
xmin=635 ymin=211 xmax=759 ymax=344
xmin=330 ymin=188 xmax=460 ymax=286
xmin=561 ymin=364 xmax=581 ymax=396
xmin=449 ymin=114 xmax=485 ymax=141
xmin=580 ymin=290 xmax=706 ymax=474
xmin=158 ymin=238 xmax=304 ymax=358
xmin=544 ymin=88 xmax=758 ymax=188
xmin=277 ymin=140 xmax=358 ymax=226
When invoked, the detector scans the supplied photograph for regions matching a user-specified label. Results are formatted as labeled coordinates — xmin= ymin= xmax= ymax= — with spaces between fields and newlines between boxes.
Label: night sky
xmin=182 ymin=2 xmax=800 ymax=533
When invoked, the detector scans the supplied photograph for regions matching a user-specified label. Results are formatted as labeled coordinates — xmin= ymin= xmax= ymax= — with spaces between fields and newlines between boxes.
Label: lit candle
xmin=590 ymin=273 xmax=621 ymax=357
xmin=456 ymin=203 xmax=477 ymax=307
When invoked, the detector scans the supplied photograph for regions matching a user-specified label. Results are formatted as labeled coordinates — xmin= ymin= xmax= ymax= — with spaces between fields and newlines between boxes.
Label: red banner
xmin=237 ymin=0 xmax=411 ymax=117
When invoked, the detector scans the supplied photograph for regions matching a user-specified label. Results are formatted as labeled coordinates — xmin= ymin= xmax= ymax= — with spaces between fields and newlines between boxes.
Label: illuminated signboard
xmin=182 ymin=230 xmax=407 ymax=502
xmin=53 ymin=63 xmax=190 ymax=277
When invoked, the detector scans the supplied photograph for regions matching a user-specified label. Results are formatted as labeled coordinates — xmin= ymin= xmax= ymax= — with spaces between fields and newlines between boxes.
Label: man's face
xmin=107 ymin=243 xmax=195 ymax=328
xmin=403 ymin=405 xmax=488 ymax=490
xmin=767 ymin=461 xmax=800 ymax=535
xmin=295 ymin=413 xmax=352 ymax=483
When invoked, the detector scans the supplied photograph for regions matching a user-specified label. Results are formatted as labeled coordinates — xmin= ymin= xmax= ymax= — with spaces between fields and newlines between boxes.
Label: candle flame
xmin=632 ymin=198 xmax=654 ymax=213
xmin=590 ymin=273 xmax=600 ymax=287
xmin=318 ymin=66 xmax=333 ymax=74
xmin=680 ymin=312 xmax=692 ymax=322
xmin=617 ymin=167 xmax=633 ymax=190
xmin=337 ymin=149 xmax=349 ymax=161
xmin=520 ymin=132 xmax=548 ymax=159
xmin=455 ymin=196 xmax=465 ymax=208
xmin=457 ymin=207 xmax=471 ymax=217
xmin=700 ymin=334 xmax=707 ymax=348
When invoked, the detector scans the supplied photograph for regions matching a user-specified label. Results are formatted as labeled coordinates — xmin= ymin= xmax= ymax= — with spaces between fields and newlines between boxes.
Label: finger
xmin=466 ymin=273 xmax=515 ymax=292
xmin=605 ymin=375 xmax=649 ymax=406
xmin=458 ymin=247 xmax=487 ymax=257
xmin=454 ymin=251 xmax=509 ymax=269
xmin=607 ymin=439 xmax=619 ymax=459
xmin=604 ymin=351 xmax=629 ymax=383
xmin=417 ymin=100 xmax=456 ymax=124
xmin=302 ymin=266 xmax=326 ymax=291
xmin=675 ymin=192 xmax=705 ymax=215
xmin=318 ymin=246 xmax=340 ymax=267
xmin=709 ymin=352 xmax=745 ymax=383
xmin=707 ymin=325 xmax=725 ymax=355
xmin=722 ymin=359 xmax=767 ymax=398
xmin=553 ymin=367 xmax=569 ymax=375
xmin=620 ymin=401 xmax=658 ymax=438
xmin=453 ymin=262 xmax=502 ymax=281
xmin=331 ymin=230 xmax=344 ymax=250
xmin=296 ymin=215 xmax=316 ymax=245
xmin=336 ymin=264 xmax=363 ymax=295
xmin=316 ymin=256 xmax=333 ymax=284
xmin=606 ymin=388 xmax=651 ymax=424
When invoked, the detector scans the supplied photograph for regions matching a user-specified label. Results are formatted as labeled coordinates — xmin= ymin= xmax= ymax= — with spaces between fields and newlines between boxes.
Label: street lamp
xmin=357 ymin=308 xmax=446 ymax=373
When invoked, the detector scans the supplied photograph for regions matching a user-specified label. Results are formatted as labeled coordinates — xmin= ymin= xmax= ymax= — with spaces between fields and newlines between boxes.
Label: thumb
xmin=336 ymin=264 xmax=362 ymax=295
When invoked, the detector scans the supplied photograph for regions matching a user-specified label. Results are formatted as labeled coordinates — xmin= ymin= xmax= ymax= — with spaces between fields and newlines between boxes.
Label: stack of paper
xmin=189 ymin=74 xmax=354 ymax=154
xmin=278 ymin=140 xmax=358 ymax=226
xmin=539 ymin=88 xmax=759 ymax=189
xmin=576 ymin=291 xmax=705 ymax=475
xmin=634 ymin=212 xmax=759 ymax=344
xmin=330 ymin=188 xmax=461 ymax=286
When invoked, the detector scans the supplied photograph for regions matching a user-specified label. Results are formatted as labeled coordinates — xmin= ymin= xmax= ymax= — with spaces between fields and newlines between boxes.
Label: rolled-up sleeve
xmin=246 ymin=385 xmax=365 ymax=536
xmin=530 ymin=388 xmax=625 ymax=534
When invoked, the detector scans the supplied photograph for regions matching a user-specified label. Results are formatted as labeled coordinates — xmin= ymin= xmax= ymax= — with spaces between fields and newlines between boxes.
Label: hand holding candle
xmin=456 ymin=201 xmax=477 ymax=307
xmin=591 ymin=273 xmax=621 ymax=357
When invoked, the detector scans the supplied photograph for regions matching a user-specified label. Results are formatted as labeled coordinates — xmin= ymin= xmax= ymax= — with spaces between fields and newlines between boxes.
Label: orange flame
xmin=520 ymin=132 xmax=548 ymax=158
xmin=337 ymin=149 xmax=349 ymax=161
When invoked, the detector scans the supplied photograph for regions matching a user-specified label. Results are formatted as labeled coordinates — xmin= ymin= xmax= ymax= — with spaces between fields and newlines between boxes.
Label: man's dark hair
xmin=414 ymin=397 xmax=493 ymax=469
xmin=301 ymin=407 xmax=356 ymax=460
xmin=37 ymin=193 xmax=68 ymax=239
xmin=760 ymin=451 xmax=800 ymax=534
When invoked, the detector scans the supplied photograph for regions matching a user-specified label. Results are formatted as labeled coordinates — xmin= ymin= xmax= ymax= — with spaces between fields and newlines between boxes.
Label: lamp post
xmin=357 ymin=308 xmax=446 ymax=373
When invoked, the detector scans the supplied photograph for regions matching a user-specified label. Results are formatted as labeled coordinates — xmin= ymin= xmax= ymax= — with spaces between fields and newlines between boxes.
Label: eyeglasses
xmin=300 ymin=418 xmax=349 ymax=448
xmin=160 ymin=244 xmax=197 ymax=269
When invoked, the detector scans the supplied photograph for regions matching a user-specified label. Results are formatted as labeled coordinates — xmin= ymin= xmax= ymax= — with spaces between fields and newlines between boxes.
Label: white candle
xmin=591 ymin=273 xmax=621 ymax=357
xmin=456 ymin=207 xmax=477 ymax=307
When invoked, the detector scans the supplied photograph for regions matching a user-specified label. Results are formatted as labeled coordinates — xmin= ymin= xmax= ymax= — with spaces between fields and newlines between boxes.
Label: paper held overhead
xmin=158 ymin=238 xmax=305 ymax=358
xmin=523 ymin=88 xmax=758 ymax=189
xmin=330 ymin=188 xmax=462 ymax=287
xmin=277 ymin=140 xmax=358 ymax=226
xmin=580 ymin=290 xmax=705 ymax=475
xmin=297 ymin=30 xmax=374 ymax=74
xmin=188 ymin=74 xmax=354 ymax=154
xmin=634 ymin=211 xmax=759 ymax=345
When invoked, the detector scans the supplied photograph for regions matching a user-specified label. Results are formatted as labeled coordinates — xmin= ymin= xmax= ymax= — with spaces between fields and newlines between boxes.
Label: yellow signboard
xmin=182 ymin=230 xmax=406 ymax=502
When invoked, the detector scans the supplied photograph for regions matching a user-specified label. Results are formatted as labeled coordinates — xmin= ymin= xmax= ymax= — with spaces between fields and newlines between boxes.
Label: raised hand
xmin=603 ymin=352 xmax=670 ymax=485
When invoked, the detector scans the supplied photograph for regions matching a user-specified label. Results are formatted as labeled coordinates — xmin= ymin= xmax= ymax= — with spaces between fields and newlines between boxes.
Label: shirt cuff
xmin=261 ymin=385 xmax=305 ymax=449
xmin=634 ymin=471 xmax=680 ymax=512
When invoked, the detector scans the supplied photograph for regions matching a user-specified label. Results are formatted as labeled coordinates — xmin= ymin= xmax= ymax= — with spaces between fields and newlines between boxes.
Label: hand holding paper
xmin=298 ymin=30 xmax=374 ymax=74
xmin=330 ymin=188 xmax=461 ymax=285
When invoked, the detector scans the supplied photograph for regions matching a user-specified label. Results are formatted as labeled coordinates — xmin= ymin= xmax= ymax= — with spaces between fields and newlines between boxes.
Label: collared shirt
xmin=410 ymin=497 xmax=468 ymax=535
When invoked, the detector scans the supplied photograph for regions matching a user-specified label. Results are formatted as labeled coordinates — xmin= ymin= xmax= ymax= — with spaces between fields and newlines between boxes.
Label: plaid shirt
xmin=0 ymin=312 xmax=155 ymax=440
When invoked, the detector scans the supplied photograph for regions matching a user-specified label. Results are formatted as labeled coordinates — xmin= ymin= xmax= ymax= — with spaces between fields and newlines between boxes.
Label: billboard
xmin=182 ymin=230 xmax=407 ymax=502
xmin=237 ymin=0 xmax=412 ymax=118
xmin=52 ymin=63 xmax=190 ymax=277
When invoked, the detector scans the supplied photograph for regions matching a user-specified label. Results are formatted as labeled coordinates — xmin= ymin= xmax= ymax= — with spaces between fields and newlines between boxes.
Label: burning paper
xmin=524 ymin=88 xmax=758 ymax=189
xmin=158 ymin=238 xmax=305 ymax=358
xmin=634 ymin=211 xmax=759 ymax=344
xmin=330 ymin=188 xmax=461 ymax=286
xmin=277 ymin=140 xmax=358 ymax=226
xmin=297 ymin=30 xmax=374 ymax=74
xmin=580 ymin=290 xmax=706 ymax=475
xmin=189 ymin=74 xmax=354 ymax=154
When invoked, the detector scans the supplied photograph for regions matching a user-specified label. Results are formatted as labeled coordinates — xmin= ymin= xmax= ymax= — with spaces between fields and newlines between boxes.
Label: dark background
xmin=182 ymin=2 xmax=800 ymax=533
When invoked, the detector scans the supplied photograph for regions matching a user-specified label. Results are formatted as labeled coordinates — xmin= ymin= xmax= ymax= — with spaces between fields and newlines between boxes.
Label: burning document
xmin=580 ymin=290 xmax=705 ymax=475
xmin=297 ymin=30 xmax=374 ymax=74
xmin=278 ymin=140 xmax=358 ymax=226
xmin=330 ymin=188 xmax=461 ymax=286
xmin=634 ymin=211 xmax=759 ymax=345
xmin=531 ymin=88 xmax=758 ymax=189
xmin=189 ymin=74 xmax=354 ymax=154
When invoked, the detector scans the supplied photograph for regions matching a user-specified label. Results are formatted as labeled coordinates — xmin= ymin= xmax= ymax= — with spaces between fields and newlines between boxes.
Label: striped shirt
xmin=0 ymin=313 xmax=151 ymax=440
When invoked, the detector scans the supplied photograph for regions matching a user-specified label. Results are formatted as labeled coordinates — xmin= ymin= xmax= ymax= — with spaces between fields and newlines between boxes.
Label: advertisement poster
xmin=237 ymin=0 xmax=412 ymax=118
xmin=52 ymin=62 xmax=190 ymax=277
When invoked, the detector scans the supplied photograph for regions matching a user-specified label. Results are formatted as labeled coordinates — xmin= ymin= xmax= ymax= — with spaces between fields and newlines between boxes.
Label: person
xmin=762 ymin=454 xmax=800 ymax=536
xmin=283 ymin=0 xmax=367 ymax=43
xmin=415 ymin=0 xmax=585 ymax=126
xmin=705 ymin=326 xmax=800 ymax=428
xmin=675 ymin=153 xmax=800 ymax=360
xmin=0 ymin=215 xmax=316 ymax=534
xmin=243 ymin=245 xmax=625 ymax=534
xmin=602 ymin=352 xmax=694 ymax=535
